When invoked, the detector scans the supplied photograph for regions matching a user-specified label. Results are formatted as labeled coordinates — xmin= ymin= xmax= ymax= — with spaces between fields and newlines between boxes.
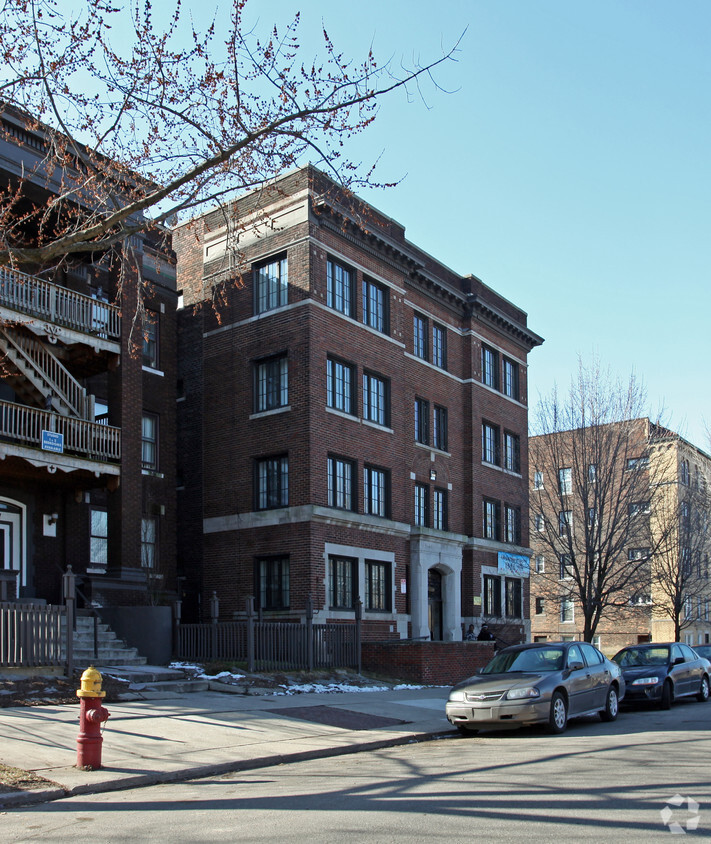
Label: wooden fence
xmin=0 ymin=602 xmax=65 ymax=667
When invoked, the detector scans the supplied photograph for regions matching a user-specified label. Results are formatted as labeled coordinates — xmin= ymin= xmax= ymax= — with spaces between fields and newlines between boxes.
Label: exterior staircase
xmin=62 ymin=615 xmax=147 ymax=667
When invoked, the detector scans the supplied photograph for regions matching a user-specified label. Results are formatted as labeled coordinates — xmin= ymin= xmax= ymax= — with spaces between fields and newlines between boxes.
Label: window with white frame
xmin=327 ymin=258 xmax=353 ymax=316
xmin=255 ymin=354 xmax=288 ymax=412
xmin=560 ymin=597 xmax=574 ymax=623
xmin=559 ymin=554 xmax=573 ymax=580
xmin=255 ymin=256 xmax=288 ymax=314
xmin=535 ymin=513 xmax=545 ymax=532
xmin=535 ymin=555 xmax=545 ymax=573
xmin=327 ymin=357 xmax=356 ymax=415
xmin=141 ymin=413 xmax=158 ymax=470
xmin=559 ymin=510 xmax=572 ymax=537
xmin=533 ymin=470 xmax=544 ymax=490
xmin=535 ymin=597 xmax=546 ymax=615
xmin=558 ymin=467 xmax=572 ymax=495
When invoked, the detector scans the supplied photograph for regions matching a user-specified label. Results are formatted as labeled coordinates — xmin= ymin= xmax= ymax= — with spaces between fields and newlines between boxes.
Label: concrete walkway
xmin=0 ymin=685 xmax=452 ymax=808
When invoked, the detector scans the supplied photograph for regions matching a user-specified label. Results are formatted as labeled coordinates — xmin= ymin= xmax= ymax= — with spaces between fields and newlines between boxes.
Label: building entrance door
xmin=428 ymin=568 xmax=443 ymax=641
xmin=0 ymin=500 xmax=25 ymax=597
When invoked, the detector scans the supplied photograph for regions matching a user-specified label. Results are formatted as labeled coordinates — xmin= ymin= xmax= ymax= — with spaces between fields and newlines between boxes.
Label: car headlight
xmin=448 ymin=690 xmax=466 ymax=702
xmin=505 ymin=687 xmax=541 ymax=700
xmin=631 ymin=677 xmax=660 ymax=685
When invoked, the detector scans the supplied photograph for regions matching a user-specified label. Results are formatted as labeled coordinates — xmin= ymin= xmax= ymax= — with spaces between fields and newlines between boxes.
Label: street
xmin=4 ymin=701 xmax=711 ymax=842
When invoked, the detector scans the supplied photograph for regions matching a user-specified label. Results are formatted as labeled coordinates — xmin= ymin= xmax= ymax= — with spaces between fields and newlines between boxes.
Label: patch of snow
xmin=273 ymin=682 xmax=389 ymax=695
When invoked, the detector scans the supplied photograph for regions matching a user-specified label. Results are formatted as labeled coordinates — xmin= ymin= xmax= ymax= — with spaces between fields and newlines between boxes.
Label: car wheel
xmin=548 ymin=691 xmax=568 ymax=734
xmin=660 ymin=680 xmax=673 ymax=710
xmin=696 ymin=675 xmax=710 ymax=703
xmin=456 ymin=725 xmax=479 ymax=736
xmin=599 ymin=685 xmax=619 ymax=722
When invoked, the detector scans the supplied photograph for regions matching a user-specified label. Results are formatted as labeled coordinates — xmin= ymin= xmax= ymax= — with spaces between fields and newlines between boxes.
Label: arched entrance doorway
xmin=428 ymin=568 xmax=443 ymax=641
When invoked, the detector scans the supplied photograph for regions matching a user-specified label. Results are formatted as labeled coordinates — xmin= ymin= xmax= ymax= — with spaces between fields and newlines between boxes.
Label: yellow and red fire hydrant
xmin=76 ymin=666 xmax=110 ymax=770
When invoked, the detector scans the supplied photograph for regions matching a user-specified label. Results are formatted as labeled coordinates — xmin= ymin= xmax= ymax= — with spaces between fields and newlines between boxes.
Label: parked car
xmin=612 ymin=642 xmax=710 ymax=709
xmin=693 ymin=644 xmax=711 ymax=662
xmin=445 ymin=641 xmax=625 ymax=736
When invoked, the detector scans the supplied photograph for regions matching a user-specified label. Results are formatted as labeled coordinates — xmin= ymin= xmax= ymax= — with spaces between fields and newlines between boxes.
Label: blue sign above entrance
xmin=41 ymin=430 xmax=64 ymax=454
xmin=497 ymin=551 xmax=530 ymax=578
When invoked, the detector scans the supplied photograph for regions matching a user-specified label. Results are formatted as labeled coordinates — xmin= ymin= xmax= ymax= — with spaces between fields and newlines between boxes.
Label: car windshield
xmin=614 ymin=646 xmax=670 ymax=667
xmin=482 ymin=647 xmax=565 ymax=674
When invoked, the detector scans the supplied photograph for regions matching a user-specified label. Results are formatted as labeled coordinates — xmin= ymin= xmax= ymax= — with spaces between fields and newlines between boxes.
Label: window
xmin=256 ymin=455 xmax=289 ymax=510
xmin=588 ymin=464 xmax=597 ymax=483
xmin=504 ymin=505 xmax=521 ymax=544
xmin=327 ymin=259 xmax=353 ymax=316
xmin=433 ymin=488 xmax=448 ymax=531
xmin=681 ymin=459 xmax=690 ymax=485
xmin=364 ymin=465 xmax=389 ymax=517
xmin=535 ymin=597 xmax=546 ymax=615
xmin=482 ymin=345 xmax=499 ymax=389
xmin=362 ymin=277 xmax=388 ymax=333
xmin=558 ymin=467 xmax=572 ymax=495
xmin=629 ymin=501 xmax=650 ymax=517
xmin=327 ymin=357 xmax=356 ymax=415
xmin=626 ymin=456 xmax=649 ymax=470
xmin=414 ymin=483 xmax=429 ymax=527
xmin=482 ymin=422 xmax=499 ymax=465
xmin=362 ymin=372 xmax=389 ymax=426
xmin=559 ymin=554 xmax=573 ymax=580
xmin=580 ymin=643 xmax=603 ymax=665
xmin=680 ymin=501 xmax=690 ymax=531
xmin=413 ymin=314 xmax=428 ymax=360
xmin=255 ymin=354 xmax=288 ymax=412
xmin=257 ymin=556 xmax=290 ymax=610
xmin=535 ymin=513 xmax=545 ymax=532
xmin=560 ymin=598 xmax=575 ymax=623
xmin=142 ymin=413 xmax=158 ymax=470
xmin=587 ymin=507 xmax=596 ymax=529
xmin=504 ymin=431 xmax=520 ymax=473
xmin=89 ymin=509 xmax=108 ymax=570
xmin=432 ymin=324 xmax=446 ymax=369
xmin=327 ymin=456 xmax=355 ymax=511
xmin=415 ymin=398 xmax=430 ymax=445
xmin=505 ymin=578 xmax=522 ymax=617
xmin=559 ymin=510 xmax=572 ymax=537
xmin=140 ymin=517 xmax=156 ymax=569
xmin=330 ymin=555 xmax=356 ymax=608
xmin=142 ymin=310 xmax=158 ymax=368
xmin=483 ymin=574 xmax=502 ymax=616
xmin=255 ymin=256 xmax=288 ymax=314
xmin=365 ymin=560 xmax=390 ymax=611
xmin=433 ymin=405 xmax=448 ymax=451
xmin=533 ymin=470 xmax=544 ymax=490
xmin=483 ymin=498 xmax=500 ymax=540
xmin=503 ymin=357 xmax=518 ymax=399
xmin=535 ymin=555 xmax=545 ymax=573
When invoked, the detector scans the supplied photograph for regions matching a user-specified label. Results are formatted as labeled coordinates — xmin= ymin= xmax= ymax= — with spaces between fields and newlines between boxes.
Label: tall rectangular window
xmin=414 ymin=483 xmax=429 ymax=527
xmin=413 ymin=314 xmax=428 ymax=360
xmin=432 ymin=323 xmax=446 ymax=369
xmin=142 ymin=311 xmax=158 ymax=368
xmin=558 ymin=467 xmax=572 ymax=495
xmin=255 ymin=256 xmax=288 ymax=314
xmin=89 ymin=508 xmax=108 ymax=570
xmin=560 ymin=598 xmax=574 ymax=623
xmin=504 ymin=431 xmax=520 ymax=473
xmin=559 ymin=510 xmax=572 ymax=537
xmin=142 ymin=413 xmax=158 ymax=470
xmin=433 ymin=488 xmax=448 ymax=531
xmin=255 ymin=354 xmax=288 ymax=412
xmin=256 ymin=455 xmax=289 ymax=510
xmin=483 ymin=574 xmax=502 ymax=616
xmin=505 ymin=578 xmax=522 ymax=617
xmin=535 ymin=555 xmax=545 ymax=573
xmin=362 ymin=277 xmax=388 ymax=333
xmin=433 ymin=405 xmax=448 ymax=451
xmin=364 ymin=465 xmax=389 ymax=517
xmin=327 ymin=357 xmax=356 ymax=415
xmin=363 ymin=372 xmax=389 ymax=426
xmin=415 ymin=397 xmax=429 ymax=444
xmin=365 ymin=560 xmax=390 ymax=611
xmin=504 ymin=505 xmax=521 ymax=544
xmin=503 ymin=357 xmax=518 ymax=399
xmin=533 ymin=470 xmax=544 ymax=490
xmin=483 ymin=497 xmax=500 ymax=540
xmin=482 ymin=421 xmax=499 ymax=465
xmin=140 ymin=517 xmax=157 ymax=569
xmin=327 ymin=259 xmax=353 ymax=316
xmin=482 ymin=345 xmax=499 ymax=389
xmin=330 ymin=555 xmax=356 ymax=608
xmin=257 ymin=556 xmax=290 ymax=610
xmin=327 ymin=456 xmax=355 ymax=511
xmin=559 ymin=554 xmax=573 ymax=579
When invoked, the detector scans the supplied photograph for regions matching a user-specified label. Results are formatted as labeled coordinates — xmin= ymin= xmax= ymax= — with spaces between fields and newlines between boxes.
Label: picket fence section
xmin=0 ymin=602 xmax=65 ymax=667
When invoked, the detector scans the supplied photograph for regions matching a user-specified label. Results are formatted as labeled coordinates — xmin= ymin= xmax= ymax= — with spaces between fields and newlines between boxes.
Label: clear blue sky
xmin=128 ymin=1 xmax=711 ymax=446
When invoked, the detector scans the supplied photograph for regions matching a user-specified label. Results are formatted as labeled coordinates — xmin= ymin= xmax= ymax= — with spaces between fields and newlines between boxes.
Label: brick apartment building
xmin=529 ymin=420 xmax=711 ymax=654
xmin=0 ymin=106 xmax=178 ymax=608
xmin=174 ymin=166 xmax=543 ymax=641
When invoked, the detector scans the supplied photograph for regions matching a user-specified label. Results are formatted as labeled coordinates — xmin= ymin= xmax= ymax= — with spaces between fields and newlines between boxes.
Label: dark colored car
xmin=693 ymin=644 xmax=711 ymax=662
xmin=612 ymin=642 xmax=710 ymax=709
xmin=446 ymin=641 xmax=625 ymax=735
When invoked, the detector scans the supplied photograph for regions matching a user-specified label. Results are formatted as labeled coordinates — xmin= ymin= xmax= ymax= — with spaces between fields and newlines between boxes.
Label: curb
xmin=0 ymin=729 xmax=455 ymax=809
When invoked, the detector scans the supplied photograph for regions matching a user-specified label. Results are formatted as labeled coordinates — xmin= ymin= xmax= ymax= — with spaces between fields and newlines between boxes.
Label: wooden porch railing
xmin=0 ymin=266 xmax=120 ymax=340
xmin=0 ymin=602 xmax=65 ymax=667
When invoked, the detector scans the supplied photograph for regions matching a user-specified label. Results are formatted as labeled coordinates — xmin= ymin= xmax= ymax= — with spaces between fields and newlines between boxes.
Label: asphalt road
xmin=4 ymin=700 xmax=711 ymax=842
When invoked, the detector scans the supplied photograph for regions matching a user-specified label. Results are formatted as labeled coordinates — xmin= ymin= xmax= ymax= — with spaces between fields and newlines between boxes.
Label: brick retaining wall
xmin=362 ymin=640 xmax=496 ymax=686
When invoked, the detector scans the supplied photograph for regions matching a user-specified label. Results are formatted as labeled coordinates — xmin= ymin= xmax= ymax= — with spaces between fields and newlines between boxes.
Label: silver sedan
xmin=446 ymin=641 xmax=625 ymax=735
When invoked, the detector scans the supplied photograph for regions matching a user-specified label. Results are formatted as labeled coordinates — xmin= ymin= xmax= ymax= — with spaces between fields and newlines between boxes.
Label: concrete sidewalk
xmin=0 ymin=685 xmax=453 ymax=808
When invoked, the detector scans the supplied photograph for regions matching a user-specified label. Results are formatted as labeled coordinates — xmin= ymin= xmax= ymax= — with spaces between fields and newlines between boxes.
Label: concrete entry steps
xmin=96 ymin=664 xmax=210 ymax=697
xmin=61 ymin=615 xmax=147 ymax=667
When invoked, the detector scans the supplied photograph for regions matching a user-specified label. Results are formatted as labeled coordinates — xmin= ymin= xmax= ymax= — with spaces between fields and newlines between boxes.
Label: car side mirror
xmin=673 ymin=657 xmax=685 ymax=666
xmin=568 ymin=660 xmax=585 ymax=671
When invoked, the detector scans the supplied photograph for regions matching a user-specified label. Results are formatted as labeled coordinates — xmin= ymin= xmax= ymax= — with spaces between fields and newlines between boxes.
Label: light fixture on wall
xmin=430 ymin=470 xmax=437 ymax=481
xmin=47 ymin=513 xmax=59 ymax=525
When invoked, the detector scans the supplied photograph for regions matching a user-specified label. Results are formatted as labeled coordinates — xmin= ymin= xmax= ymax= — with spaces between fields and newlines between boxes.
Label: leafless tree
xmin=530 ymin=358 xmax=674 ymax=641
xmin=0 ymin=0 xmax=458 ymax=270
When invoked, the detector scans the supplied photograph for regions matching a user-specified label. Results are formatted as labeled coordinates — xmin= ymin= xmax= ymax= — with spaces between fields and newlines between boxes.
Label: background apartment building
xmin=529 ymin=420 xmax=711 ymax=653
xmin=174 ymin=166 xmax=542 ymax=641
xmin=0 ymin=107 xmax=178 ymax=608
